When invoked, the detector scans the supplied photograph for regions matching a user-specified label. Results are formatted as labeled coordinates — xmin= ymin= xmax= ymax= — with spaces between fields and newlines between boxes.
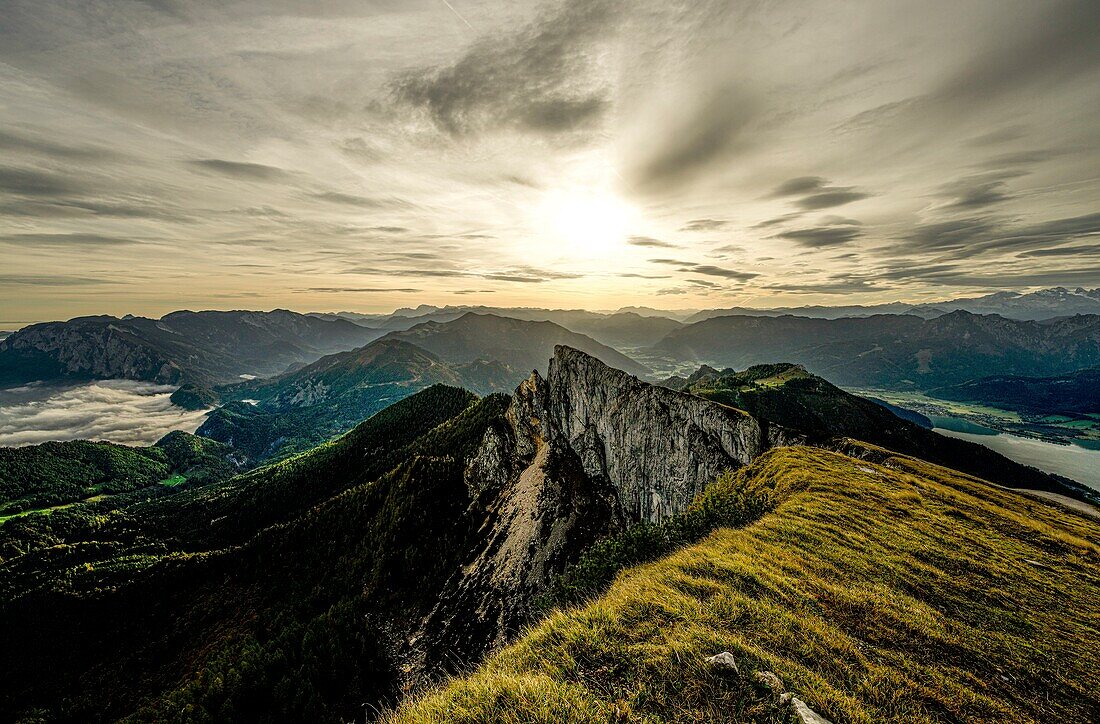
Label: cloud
xmin=310 ymin=192 xmax=394 ymax=208
xmin=794 ymin=189 xmax=869 ymax=210
xmin=934 ymin=171 xmax=1023 ymax=209
xmin=392 ymin=0 xmax=618 ymax=136
xmin=0 ymin=380 xmax=208 ymax=447
xmin=1 ymin=232 xmax=139 ymax=247
xmin=647 ymin=257 xmax=757 ymax=281
xmin=932 ymin=0 xmax=1100 ymax=112
xmin=765 ymin=278 xmax=887 ymax=294
xmin=902 ymin=212 xmax=1100 ymax=256
xmin=301 ymin=287 xmax=421 ymax=293
xmin=631 ymin=85 xmax=757 ymax=191
xmin=772 ymin=176 xmax=826 ymax=196
xmin=0 ymin=128 xmax=122 ymax=161
xmin=627 ymin=235 xmax=676 ymax=248
xmin=688 ymin=265 xmax=757 ymax=280
xmin=680 ymin=218 xmax=729 ymax=232
xmin=771 ymin=176 xmax=869 ymax=209
xmin=187 ymin=159 xmax=294 ymax=181
xmin=777 ymin=226 xmax=864 ymax=247
xmin=1019 ymin=244 xmax=1100 ymax=258
xmin=0 ymin=166 xmax=82 ymax=197
xmin=0 ymin=274 xmax=111 ymax=286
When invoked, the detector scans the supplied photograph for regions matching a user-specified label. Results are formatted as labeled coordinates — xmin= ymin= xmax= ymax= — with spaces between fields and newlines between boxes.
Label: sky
xmin=1 ymin=0 xmax=1099 ymax=327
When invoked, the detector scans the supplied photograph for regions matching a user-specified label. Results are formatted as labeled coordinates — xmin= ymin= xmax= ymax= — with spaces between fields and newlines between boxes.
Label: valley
xmin=856 ymin=388 xmax=1100 ymax=445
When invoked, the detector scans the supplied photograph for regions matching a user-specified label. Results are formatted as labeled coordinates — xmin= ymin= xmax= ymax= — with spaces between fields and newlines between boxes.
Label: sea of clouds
xmin=0 ymin=380 xmax=209 ymax=447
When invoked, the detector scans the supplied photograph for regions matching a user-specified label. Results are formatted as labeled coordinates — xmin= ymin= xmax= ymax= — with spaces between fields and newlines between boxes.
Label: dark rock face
xmin=413 ymin=346 xmax=802 ymax=678
xmin=0 ymin=320 xmax=183 ymax=384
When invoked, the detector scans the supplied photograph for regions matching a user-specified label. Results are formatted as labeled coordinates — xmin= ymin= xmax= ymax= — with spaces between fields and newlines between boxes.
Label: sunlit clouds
xmin=1 ymin=0 xmax=1099 ymax=325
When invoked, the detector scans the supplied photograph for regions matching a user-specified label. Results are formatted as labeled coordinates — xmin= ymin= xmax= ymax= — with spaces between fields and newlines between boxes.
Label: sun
xmin=539 ymin=188 xmax=637 ymax=258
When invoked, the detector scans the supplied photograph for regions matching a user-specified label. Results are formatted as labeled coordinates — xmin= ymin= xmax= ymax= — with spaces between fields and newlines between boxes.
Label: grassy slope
xmin=391 ymin=446 xmax=1100 ymax=724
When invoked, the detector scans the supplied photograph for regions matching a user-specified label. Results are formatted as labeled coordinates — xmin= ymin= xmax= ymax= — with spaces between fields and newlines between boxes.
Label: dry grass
xmin=389 ymin=446 xmax=1100 ymax=723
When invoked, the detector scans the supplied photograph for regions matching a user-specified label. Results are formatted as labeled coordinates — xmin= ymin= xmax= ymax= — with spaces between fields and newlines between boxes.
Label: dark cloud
xmin=777 ymin=226 xmax=863 ymax=247
xmin=680 ymin=218 xmax=729 ymax=232
xmin=903 ymin=217 xmax=1000 ymax=252
xmin=769 ymin=176 xmax=869 ymax=210
xmin=647 ymin=257 xmax=757 ymax=280
xmin=311 ymin=192 xmax=392 ymax=208
xmin=627 ymin=235 xmax=676 ymax=248
xmin=0 ymin=129 xmax=122 ymax=161
xmin=1 ymin=232 xmax=140 ymax=247
xmin=933 ymin=0 xmax=1100 ymax=111
xmin=302 ymin=287 xmax=420 ymax=293
xmin=903 ymin=212 xmax=1100 ymax=257
xmin=689 ymin=265 xmax=757 ymax=280
xmin=0 ymin=274 xmax=110 ymax=286
xmin=686 ymin=279 xmax=720 ymax=288
xmin=631 ymin=86 xmax=757 ymax=191
xmin=392 ymin=0 xmax=617 ymax=136
xmin=765 ymin=278 xmax=886 ymax=294
xmin=1019 ymin=244 xmax=1100 ymax=258
xmin=772 ymin=176 xmax=826 ymax=197
xmin=343 ymin=264 xmax=582 ymax=284
xmin=935 ymin=170 xmax=1024 ymax=209
xmin=753 ymin=214 xmax=802 ymax=229
xmin=0 ymin=166 xmax=82 ymax=197
xmin=0 ymin=197 xmax=193 ymax=222
xmin=187 ymin=159 xmax=293 ymax=181
xmin=794 ymin=189 xmax=869 ymax=210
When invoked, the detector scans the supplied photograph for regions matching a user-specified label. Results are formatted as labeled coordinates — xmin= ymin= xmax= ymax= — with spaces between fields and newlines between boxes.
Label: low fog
xmin=0 ymin=380 xmax=208 ymax=447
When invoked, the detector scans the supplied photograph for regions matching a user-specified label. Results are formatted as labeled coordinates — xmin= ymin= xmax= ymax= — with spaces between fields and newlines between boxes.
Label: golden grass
xmin=389 ymin=446 xmax=1100 ymax=723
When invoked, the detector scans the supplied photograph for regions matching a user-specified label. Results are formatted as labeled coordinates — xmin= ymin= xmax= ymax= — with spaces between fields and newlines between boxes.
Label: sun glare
xmin=539 ymin=188 xmax=637 ymax=258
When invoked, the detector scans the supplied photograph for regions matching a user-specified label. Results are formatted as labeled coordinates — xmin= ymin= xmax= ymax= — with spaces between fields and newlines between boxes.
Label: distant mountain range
xmin=654 ymin=310 xmax=1100 ymax=389
xmin=379 ymin=312 xmax=650 ymax=375
xmin=682 ymin=287 xmax=1100 ymax=323
xmin=310 ymin=287 xmax=1100 ymax=331
xmin=0 ymin=310 xmax=384 ymax=387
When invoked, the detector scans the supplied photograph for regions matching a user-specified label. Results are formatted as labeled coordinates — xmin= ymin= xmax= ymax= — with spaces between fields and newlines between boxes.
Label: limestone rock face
xmin=412 ymin=346 xmax=804 ymax=680
xmin=542 ymin=346 xmax=777 ymax=523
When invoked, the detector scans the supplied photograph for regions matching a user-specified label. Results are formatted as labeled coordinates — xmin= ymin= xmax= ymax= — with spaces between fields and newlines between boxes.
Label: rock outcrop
xmin=412 ymin=346 xmax=803 ymax=678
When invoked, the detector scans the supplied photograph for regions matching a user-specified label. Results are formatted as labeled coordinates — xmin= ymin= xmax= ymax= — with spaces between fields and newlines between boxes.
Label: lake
xmin=933 ymin=415 xmax=1100 ymax=492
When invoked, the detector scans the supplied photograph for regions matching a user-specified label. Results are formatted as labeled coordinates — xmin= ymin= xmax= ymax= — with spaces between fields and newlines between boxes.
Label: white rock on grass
xmin=705 ymin=652 xmax=740 ymax=674
xmin=790 ymin=696 xmax=834 ymax=724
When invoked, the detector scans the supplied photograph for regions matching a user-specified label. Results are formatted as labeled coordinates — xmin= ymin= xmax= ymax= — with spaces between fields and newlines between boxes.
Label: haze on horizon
xmin=2 ymin=0 xmax=1099 ymax=327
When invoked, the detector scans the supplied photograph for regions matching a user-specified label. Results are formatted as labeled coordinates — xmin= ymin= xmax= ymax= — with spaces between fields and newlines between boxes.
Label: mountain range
xmin=653 ymin=310 xmax=1100 ymax=389
xmin=680 ymin=286 xmax=1100 ymax=323
xmin=194 ymin=338 xmax=516 ymax=460
xmin=1 ymin=346 xmax=1095 ymax=722
xmin=0 ymin=310 xmax=384 ymax=387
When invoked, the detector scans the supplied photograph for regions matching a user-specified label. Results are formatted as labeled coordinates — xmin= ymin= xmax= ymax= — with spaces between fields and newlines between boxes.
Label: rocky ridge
xmin=413 ymin=346 xmax=803 ymax=675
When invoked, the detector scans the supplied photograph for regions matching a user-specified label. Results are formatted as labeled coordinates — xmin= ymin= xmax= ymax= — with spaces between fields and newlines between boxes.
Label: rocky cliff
xmin=413 ymin=346 xmax=802 ymax=676
xmin=0 ymin=318 xmax=184 ymax=385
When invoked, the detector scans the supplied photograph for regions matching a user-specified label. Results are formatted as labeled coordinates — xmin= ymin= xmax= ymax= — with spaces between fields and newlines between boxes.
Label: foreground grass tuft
xmin=390 ymin=446 xmax=1100 ymax=724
